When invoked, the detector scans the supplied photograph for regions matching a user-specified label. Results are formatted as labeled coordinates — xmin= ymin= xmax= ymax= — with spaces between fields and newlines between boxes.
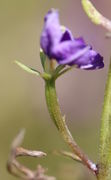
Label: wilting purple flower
xmin=40 ymin=9 xmax=104 ymax=70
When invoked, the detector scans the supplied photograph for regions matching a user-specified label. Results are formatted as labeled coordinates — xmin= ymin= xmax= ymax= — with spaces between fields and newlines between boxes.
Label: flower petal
xmin=40 ymin=9 xmax=62 ymax=57
xmin=40 ymin=9 xmax=104 ymax=70
xmin=70 ymin=49 xmax=104 ymax=70
xmin=51 ymin=38 xmax=88 ymax=64
xmin=60 ymin=29 xmax=73 ymax=41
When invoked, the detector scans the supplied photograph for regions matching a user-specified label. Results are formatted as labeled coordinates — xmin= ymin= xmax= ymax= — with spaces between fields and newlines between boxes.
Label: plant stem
xmin=97 ymin=60 xmax=111 ymax=180
xmin=81 ymin=0 xmax=111 ymax=32
xmin=45 ymin=79 xmax=97 ymax=175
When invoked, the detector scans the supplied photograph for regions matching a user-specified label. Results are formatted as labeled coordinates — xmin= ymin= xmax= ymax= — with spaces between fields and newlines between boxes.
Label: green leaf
xmin=15 ymin=60 xmax=40 ymax=76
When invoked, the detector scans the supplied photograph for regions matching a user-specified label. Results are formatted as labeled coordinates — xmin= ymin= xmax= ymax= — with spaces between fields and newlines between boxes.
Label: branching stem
xmin=45 ymin=79 xmax=97 ymax=175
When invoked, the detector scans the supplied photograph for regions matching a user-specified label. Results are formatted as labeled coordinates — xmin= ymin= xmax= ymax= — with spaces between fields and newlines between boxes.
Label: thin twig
xmin=7 ymin=129 xmax=56 ymax=180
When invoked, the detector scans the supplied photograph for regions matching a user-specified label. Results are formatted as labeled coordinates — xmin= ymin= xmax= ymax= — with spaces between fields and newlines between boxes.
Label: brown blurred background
xmin=0 ymin=0 xmax=111 ymax=179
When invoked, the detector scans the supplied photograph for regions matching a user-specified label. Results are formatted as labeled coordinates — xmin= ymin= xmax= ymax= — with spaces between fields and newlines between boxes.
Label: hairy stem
xmin=45 ymin=79 xmax=97 ymax=175
xmin=97 ymin=60 xmax=111 ymax=180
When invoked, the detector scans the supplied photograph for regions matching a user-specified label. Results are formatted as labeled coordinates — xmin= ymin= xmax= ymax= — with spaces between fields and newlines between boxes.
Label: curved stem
xmin=82 ymin=0 xmax=111 ymax=32
xmin=45 ymin=79 xmax=97 ymax=175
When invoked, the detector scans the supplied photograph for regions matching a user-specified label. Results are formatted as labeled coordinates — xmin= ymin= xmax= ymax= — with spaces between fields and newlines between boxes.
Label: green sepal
xmin=40 ymin=49 xmax=47 ymax=71
xmin=40 ymin=49 xmax=52 ymax=74
xmin=15 ymin=60 xmax=40 ymax=76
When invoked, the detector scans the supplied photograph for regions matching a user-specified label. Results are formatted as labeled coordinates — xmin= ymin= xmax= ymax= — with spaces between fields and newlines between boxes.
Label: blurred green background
xmin=0 ymin=0 xmax=111 ymax=179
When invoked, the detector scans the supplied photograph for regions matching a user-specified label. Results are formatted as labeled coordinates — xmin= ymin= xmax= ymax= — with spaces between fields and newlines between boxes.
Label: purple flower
xmin=40 ymin=9 xmax=104 ymax=70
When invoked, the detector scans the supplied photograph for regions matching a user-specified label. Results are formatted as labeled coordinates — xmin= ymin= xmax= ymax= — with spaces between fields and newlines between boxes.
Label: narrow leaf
xmin=54 ymin=150 xmax=82 ymax=163
xmin=15 ymin=60 xmax=40 ymax=76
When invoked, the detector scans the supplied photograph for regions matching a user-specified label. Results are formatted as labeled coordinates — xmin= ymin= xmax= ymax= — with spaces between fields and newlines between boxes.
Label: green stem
xmin=45 ymin=79 xmax=97 ymax=175
xmin=98 ymin=60 xmax=111 ymax=180
xmin=81 ymin=0 xmax=111 ymax=32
